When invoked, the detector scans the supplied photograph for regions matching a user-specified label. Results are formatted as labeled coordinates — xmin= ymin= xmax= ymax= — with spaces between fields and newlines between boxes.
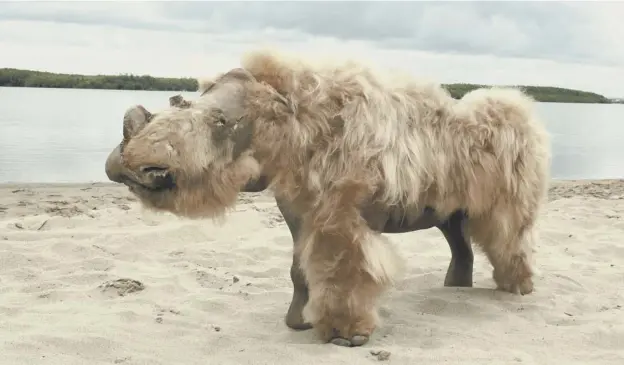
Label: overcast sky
xmin=1 ymin=1 xmax=623 ymax=97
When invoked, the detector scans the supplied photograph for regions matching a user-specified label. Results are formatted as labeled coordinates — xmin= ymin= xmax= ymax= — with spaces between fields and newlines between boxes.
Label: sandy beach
xmin=1 ymin=179 xmax=623 ymax=365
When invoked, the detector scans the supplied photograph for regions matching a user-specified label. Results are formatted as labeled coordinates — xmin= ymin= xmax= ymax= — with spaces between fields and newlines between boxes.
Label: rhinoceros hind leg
xmin=438 ymin=210 xmax=473 ymax=287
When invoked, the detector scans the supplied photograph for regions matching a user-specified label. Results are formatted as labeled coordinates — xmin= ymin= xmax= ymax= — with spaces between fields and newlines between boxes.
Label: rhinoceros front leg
xmin=437 ymin=210 xmax=473 ymax=287
xmin=275 ymin=197 xmax=313 ymax=330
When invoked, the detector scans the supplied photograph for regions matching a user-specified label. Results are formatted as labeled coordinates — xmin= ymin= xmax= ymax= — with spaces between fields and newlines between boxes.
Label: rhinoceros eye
xmin=215 ymin=115 xmax=226 ymax=127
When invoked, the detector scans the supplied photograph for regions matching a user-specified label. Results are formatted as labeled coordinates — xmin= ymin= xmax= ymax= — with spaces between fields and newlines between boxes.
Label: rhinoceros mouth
xmin=119 ymin=171 xmax=176 ymax=194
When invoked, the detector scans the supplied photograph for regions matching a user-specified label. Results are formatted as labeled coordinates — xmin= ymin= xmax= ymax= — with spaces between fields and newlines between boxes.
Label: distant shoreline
xmin=0 ymin=67 xmax=618 ymax=104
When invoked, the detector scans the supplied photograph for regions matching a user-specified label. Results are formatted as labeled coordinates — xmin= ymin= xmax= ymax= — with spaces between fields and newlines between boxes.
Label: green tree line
xmin=0 ymin=68 xmax=614 ymax=104
xmin=0 ymin=68 xmax=197 ymax=92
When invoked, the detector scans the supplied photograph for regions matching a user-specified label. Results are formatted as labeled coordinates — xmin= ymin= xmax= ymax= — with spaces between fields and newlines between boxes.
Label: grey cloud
xmin=155 ymin=1 xmax=623 ymax=66
xmin=0 ymin=1 xmax=620 ymax=67
xmin=0 ymin=2 xmax=184 ymax=32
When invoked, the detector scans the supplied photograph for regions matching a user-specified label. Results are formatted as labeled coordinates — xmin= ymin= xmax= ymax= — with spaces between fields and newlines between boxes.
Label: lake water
xmin=0 ymin=86 xmax=623 ymax=183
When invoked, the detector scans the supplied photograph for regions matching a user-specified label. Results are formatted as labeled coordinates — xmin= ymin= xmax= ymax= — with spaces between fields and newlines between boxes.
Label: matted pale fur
xmin=242 ymin=49 xmax=550 ymax=211
xmin=298 ymin=226 xmax=406 ymax=325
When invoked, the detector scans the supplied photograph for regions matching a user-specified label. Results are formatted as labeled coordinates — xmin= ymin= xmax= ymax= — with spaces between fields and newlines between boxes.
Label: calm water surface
xmin=0 ymin=87 xmax=623 ymax=183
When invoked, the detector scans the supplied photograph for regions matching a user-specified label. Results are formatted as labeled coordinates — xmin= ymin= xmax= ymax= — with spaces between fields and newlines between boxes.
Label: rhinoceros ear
xmin=122 ymin=104 xmax=152 ymax=142
xmin=169 ymin=95 xmax=183 ymax=107
xmin=169 ymin=95 xmax=192 ymax=108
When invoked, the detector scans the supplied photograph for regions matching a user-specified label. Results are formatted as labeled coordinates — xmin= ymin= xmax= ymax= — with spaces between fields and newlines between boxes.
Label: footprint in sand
xmin=256 ymin=208 xmax=284 ymax=228
xmin=154 ymin=307 xmax=182 ymax=324
xmin=98 ymin=278 xmax=145 ymax=297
